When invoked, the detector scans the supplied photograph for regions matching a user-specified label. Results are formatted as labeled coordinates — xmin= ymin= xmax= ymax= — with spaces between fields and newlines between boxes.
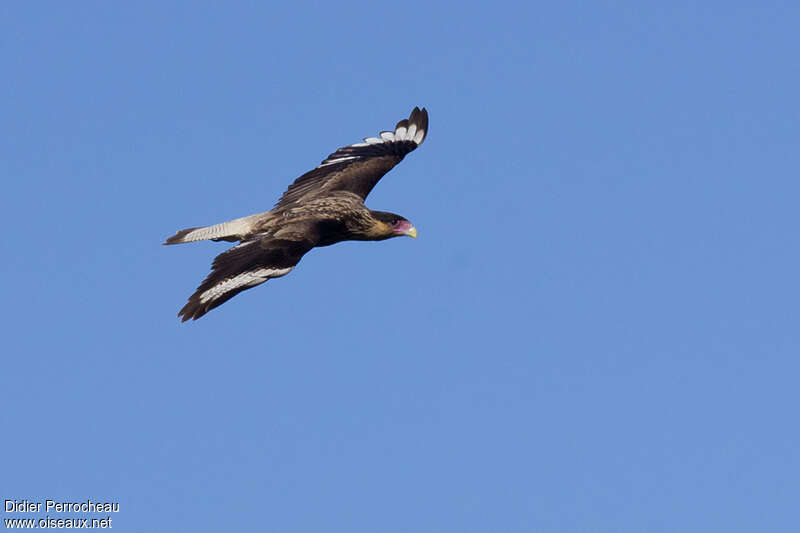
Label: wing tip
xmin=397 ymin=106 xmax=428 ymax=145
xmin=177 ymin=290 xmax=231 ymax=322
xmin=178 ymin=299 xmax=208 ymax=322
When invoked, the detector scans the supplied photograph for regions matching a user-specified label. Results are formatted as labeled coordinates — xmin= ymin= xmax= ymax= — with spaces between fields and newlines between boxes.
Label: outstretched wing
xmin=275 ymin=107 xmax=428 ymax=208
xmin=178 ymin=234 xmax=315 ymax=321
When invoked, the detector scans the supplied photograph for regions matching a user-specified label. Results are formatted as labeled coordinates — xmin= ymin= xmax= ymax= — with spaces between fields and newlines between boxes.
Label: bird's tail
xmin=163 ymin=214 xmax=264 ymax=245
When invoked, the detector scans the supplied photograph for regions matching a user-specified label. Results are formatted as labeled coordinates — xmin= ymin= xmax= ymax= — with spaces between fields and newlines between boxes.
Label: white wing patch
xmin=317 ymin=108 xmax=428 ymax=166
xmin=327 ymin=118 xmax=426 ymax=150
xmin=318 ymin=155 xmax=359 ymax=167
xmin=199 ymin=267 xmax=293 ymax=303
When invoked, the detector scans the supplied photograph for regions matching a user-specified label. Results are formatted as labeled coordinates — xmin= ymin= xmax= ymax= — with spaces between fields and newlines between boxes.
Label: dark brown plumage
xmin=165 ymin=107 xmax=428 ymax=321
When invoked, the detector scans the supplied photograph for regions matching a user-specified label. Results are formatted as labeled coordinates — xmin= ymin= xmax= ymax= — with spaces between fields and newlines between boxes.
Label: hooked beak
xmin=393 ymin=219 xmax=418 ymax=239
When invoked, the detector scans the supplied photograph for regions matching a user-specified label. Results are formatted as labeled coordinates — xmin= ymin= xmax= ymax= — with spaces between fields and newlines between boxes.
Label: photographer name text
xmin=6 ymin=500 xmax=118 ymax=514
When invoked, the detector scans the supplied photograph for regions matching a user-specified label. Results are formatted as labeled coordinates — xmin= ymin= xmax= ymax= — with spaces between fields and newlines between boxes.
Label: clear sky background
xmin=2 ymin=2 xmax=798 ymax=531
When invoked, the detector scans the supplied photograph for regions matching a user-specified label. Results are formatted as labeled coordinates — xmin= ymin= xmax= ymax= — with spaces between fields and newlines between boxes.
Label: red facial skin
xmin=392 ymin=219 xmax=415 ymax=236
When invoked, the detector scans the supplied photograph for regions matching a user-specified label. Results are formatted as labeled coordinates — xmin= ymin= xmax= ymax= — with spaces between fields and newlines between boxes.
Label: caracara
xmin=165 ymin=107 xmax=429 ymax=321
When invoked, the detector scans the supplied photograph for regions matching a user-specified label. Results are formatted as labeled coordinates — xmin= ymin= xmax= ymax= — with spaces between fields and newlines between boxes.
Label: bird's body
xmin=165 ymin=107 xmax=428 ymax=321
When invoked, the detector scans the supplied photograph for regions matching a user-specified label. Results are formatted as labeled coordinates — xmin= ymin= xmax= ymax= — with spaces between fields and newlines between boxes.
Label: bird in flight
xmin=165 ymin=107 xmax=429 ymax=321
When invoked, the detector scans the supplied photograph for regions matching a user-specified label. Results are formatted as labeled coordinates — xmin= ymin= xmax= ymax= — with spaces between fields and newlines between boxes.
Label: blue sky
xmin=2 ymin=1 xmax=798 ymax=531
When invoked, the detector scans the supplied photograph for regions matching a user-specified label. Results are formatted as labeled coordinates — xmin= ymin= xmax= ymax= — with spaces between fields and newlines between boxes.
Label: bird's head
xmin=370 ymin=211 xmax=418 ymax=240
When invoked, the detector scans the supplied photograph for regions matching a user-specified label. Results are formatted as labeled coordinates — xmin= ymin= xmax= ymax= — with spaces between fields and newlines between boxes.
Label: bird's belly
xmin=315 ymin=219 xmax=353 ymax=247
